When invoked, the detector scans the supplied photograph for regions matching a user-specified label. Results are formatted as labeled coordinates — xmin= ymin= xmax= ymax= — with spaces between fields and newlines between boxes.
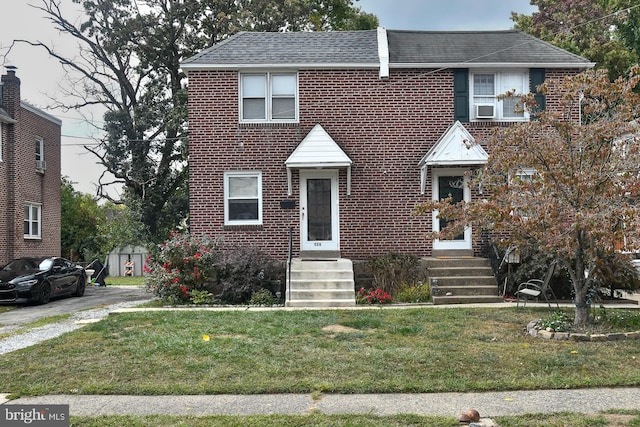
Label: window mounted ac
xmin=36 ymin=160 xmax=46 ymax=173
xmin=475 ymin=104 xmax=495 ymax=119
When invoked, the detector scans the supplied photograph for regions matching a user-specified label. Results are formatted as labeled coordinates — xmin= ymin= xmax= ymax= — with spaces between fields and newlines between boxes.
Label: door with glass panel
xmin=300 ymin=170 xmax=339 ymax=252
xmin=432 ymin=169 xmax=472 ymax=250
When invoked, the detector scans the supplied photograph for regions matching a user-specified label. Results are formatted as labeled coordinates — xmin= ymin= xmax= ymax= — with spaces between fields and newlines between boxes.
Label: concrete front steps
xmin=426 ymin=257 xmax=503 ymax=305
xmin=286 ymin=258 xmax=356 ymax=307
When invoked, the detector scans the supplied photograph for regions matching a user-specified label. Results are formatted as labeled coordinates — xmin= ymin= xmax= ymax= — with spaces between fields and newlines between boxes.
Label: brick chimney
xmin=1 ymin=66 xmax=20 ymax=119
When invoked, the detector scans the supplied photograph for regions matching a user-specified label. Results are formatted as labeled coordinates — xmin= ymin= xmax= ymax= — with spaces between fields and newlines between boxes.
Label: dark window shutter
xmin=530 ymin=68 xmax=546 ymax=113
xmin=453 ymin=68 xmax=469 ymax=122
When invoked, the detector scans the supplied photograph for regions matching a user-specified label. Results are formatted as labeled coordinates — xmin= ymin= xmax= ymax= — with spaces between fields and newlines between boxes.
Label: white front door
xmin=300 ymin=169 xmax=339 ymax=252
xmin=432 ymin=169 xmax=472 ymax=251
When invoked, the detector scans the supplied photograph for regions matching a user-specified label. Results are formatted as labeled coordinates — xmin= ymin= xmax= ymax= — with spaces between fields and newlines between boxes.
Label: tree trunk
xmin=573 ymin=287 xmax=591 ymax=327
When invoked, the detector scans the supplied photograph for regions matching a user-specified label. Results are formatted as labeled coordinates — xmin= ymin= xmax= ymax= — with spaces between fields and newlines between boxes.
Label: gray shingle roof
xmin=386 ymin=30 xmax=592 ymax=66
xmin=182 ymin=30 xmax=380 ymax=67
xmin=181 ymin=29 xmax=593 ymax=69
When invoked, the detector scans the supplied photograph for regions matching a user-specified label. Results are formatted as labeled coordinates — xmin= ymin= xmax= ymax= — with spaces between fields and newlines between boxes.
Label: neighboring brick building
xmin=0 ymin=68 xmax=62 ymax=265
xmin=182 ymin=29 xmax=593 ymax=264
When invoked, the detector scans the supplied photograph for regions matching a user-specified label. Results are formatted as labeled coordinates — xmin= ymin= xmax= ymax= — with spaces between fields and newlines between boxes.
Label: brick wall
xmin=188 ymin=67 xmax=582 ymax=261
xmin=0 ymin=70 xmax=61 ymax=265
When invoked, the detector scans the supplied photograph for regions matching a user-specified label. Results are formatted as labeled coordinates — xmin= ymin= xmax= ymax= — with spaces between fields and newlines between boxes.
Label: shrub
xmin=592 ymin=253 xmax=640 ymax=297
xmin=189 ymin=289 xmax=215 ymax=305
xmin=365 ymin=253 xmax=423 ymax=295
xmin=144 ymin=232 xmax=284 ymax=305
xmin=215 ymin=245 xmax=284 ymax=304
xmin=356 ymin=287 xmax=393 ymax=304
xmin=144 ymin=232 xmax=220 ymax=304
xmin=395 ymin=282 xmax=431 ymax=303
xmin=249 ymin=288 xmax=277 ymax=306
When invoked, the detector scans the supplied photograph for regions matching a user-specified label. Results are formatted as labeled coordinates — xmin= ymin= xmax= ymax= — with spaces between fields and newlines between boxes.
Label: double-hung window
xmin=471 ymin=71 xmax=528 ymax=121
xmin=35 ymin=136 xmax=45 ymax=173
xmin=240 ymin=72 xmax=297 ymax=122
xmin=224 ymin=171 xmax=262 ymax=225
xmin=24 ymin=202 xmax=42 ymax=239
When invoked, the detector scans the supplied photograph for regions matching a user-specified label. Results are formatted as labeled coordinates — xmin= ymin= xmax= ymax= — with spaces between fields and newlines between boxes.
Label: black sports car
xmin=0 ymin=257 xmax=87 ymax=304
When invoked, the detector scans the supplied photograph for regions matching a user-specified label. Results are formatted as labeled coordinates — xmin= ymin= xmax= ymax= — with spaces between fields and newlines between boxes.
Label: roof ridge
xmin=387 ymin=29 xmax=520 ymax=34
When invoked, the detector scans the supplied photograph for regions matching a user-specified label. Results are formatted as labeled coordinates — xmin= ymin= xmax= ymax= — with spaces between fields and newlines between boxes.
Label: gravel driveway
xmin=0 ymin=285 xmax=154 ymax=355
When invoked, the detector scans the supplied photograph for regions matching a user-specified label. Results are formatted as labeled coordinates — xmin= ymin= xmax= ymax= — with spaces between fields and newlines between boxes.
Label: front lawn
xmin=1 ymin=307 xmax=639 ymax=397
xmin=67 ymin=411 xmax=640 ymax=427
xmin=105 ymin=276 xmax=146 ymax=286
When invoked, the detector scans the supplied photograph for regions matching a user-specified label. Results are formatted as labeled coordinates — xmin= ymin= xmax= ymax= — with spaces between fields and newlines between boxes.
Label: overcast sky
xmin=0 ymin=0 xmax=537 ymax=197
xmin=357 ymin=0 xmax=536 ymax=30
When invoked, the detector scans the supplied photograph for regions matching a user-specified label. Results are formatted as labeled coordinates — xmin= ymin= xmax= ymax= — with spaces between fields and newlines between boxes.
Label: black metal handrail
xmin=286 ymin=226 xmax=293 ymax=303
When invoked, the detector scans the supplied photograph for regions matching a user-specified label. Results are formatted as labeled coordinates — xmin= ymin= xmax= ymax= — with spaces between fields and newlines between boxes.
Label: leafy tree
xmin=611 ymin=0 xmax=640 ymax=62
xmin=61 ymin=176 xmax=107 ymax=262
xmin=512 ymin=0 xmax=640 ymax=79
xmin=8 ymin=0 xmax=377 ymax=244
xmin=99 ymin=201 xmax=150 ymax=253
xmin=419 ymin=68 xmax=640 ymax=326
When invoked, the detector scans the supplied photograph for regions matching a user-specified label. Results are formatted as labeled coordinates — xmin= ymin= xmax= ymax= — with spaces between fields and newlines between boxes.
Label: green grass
xmin=104 ymin=276 xmax=146 ymax=286
xmin=0 ymin=306 xmax=14 ymax=315
xmin=65 ymin=410 xmax=640 ymax=426
xmin=1 ymin=307 xmax=640 ymax=397
xmin=68 ymin=414 xmax=456 ymax=427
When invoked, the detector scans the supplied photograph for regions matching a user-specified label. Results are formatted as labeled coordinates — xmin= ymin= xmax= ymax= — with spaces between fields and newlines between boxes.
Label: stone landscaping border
xmin=527 ymin=320 xmax=640 ymax=341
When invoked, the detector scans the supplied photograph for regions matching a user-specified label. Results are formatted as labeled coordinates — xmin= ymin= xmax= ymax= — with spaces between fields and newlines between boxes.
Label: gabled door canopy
xmin=285 ymin=124 xmax=353 ymax=195
xmin=418 ymin=121 xmax=488 ymax=194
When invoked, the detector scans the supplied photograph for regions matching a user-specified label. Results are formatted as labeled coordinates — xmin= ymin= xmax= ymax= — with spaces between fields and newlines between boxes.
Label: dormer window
xmin=240 ymin=72 xmax=298 ymax=123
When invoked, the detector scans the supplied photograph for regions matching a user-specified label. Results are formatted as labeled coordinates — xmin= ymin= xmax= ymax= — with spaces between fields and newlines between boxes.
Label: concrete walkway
xmin=2 ymin=388 xmax=640 ymax=417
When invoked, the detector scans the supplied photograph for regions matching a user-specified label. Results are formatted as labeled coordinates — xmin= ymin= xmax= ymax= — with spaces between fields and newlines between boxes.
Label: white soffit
xmin=285 ymin=123 xmax=353 ymax=195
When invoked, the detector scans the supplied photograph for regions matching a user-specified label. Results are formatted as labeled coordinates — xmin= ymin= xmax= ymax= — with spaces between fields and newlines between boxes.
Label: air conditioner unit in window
xmin=475 ymin=104 xmax=495 ymax=119
xmin=36 ymin=160 xmax=46 ymax=173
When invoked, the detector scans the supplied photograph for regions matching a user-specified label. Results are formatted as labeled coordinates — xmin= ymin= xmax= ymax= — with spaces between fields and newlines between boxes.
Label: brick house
xmin=182 ymin=29 xmax=593 ymax=306
xmin=0 ymin=68 xmax=62 ymax=265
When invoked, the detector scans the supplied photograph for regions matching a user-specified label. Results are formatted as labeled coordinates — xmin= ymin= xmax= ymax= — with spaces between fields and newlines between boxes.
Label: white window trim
xmin=510 ymin=168 xmax=538 ymax=220
xmin=24 ymin=202 xmax=42 ymax=239
xmin=513 ymin=167 xmax=537 ymax=183
xmin=35 ymin=136 xmax=46 ymax=173
xmin=470 ymin=70 xmax=530 ymax=122
xmin=35 ymin=136 xmax=44 ymax=161
xmin=224 ymin=171 xmax=263 ymax=225
xmin=239 ymin=72 xmax=299 ymax=123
